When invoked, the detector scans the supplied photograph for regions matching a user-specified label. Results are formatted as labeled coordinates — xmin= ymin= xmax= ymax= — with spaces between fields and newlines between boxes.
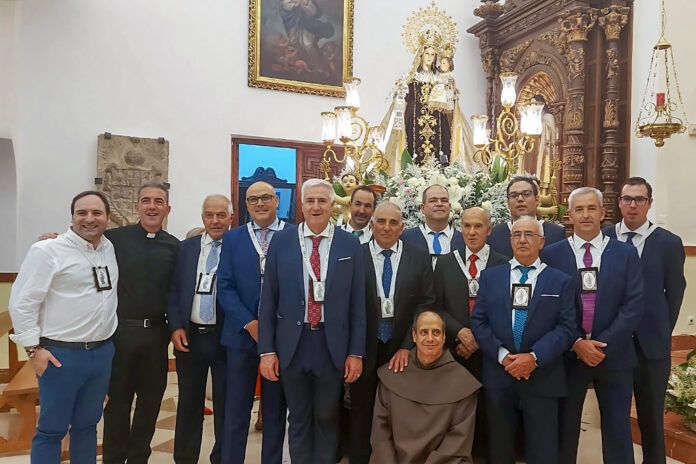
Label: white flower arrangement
xmin=378 ymin=158 xmax=510 ymax=229
xmin=666 ymin=350 xmax=696 ymax=426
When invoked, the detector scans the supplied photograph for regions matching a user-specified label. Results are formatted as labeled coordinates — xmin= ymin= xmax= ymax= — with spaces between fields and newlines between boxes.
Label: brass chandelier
xmin=635 ymin=0 xmax=688 ymax=147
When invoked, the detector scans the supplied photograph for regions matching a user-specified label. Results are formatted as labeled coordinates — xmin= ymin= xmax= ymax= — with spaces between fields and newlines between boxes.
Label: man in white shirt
xmin=9 ymin=190 xmax=119 ymax=463
xmin=341 ymin=185 xmax=376 ymax=244
xmin=401 ymin=184 xmax=465 ymax=266
xmin=167 ymin=195 xmax=233 ymax=463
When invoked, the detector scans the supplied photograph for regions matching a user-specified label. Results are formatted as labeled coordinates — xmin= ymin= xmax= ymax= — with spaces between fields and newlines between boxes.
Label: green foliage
xmin=400 ymin=149 xmax=413 ymax=171
xmin=333 ymin=182 xmax=346 ymax=197
xmin=490 ymin=155 xmax=508 ymax=184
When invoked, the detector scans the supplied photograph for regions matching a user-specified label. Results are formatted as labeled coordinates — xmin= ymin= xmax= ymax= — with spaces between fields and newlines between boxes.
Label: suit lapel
xmin=501 ymin=265 xmax=513 ymax=331
xmin=393 ymin=247 xmax=407 ymax=298
xmin=525 ymin=267 xmax=547 ymax=324
xmin=596 ymin=240 xmax=613 ymax=307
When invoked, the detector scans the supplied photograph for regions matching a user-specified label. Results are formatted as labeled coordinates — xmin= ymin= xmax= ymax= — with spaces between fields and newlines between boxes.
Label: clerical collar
xmin=465 ymin=244 xmax=489 ymax=262
xmin=137 ymin=222 xmax=161 ymax=239
xmin=253 ymin=217 xmax=281 ymax=231
xmin=302 ymin=222 xmax=331 ymax=238
xmin=572 ymin=232 xmax=603 ymax=249
xmin=620 ymin=220 xmax=650 ymax=237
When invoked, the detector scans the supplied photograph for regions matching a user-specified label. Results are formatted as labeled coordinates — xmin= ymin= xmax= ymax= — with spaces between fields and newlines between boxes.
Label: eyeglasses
xmin=511 ymin=231 xmax=542 ymax=240
xmin=507 ymin=190 xmax=534 ymax=200
xmin=619 ymin=195 xmax=650 ymax=206
xmin=246 ymin=194 xmax=275 ymax=205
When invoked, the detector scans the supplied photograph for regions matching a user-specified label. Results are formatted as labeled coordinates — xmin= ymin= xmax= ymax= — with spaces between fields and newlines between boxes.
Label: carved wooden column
xmin=559 ymin=7 xmax=597 ymax=204
xmin=598 ymin=5 xmax=629 ymax=221
xmin=481 ymin=49 xmax=499 ymax=127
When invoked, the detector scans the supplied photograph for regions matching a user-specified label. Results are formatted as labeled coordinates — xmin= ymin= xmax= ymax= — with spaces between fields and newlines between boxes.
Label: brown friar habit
xmin=369 ymin=349 xmax=481 ymax=464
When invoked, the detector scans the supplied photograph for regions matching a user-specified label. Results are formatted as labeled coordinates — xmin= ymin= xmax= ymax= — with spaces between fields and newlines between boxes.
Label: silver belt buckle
xmin=143 ymin=319 xmax=152 ymax=328
xmin=310 ymin=324 xmax=320 ymax=331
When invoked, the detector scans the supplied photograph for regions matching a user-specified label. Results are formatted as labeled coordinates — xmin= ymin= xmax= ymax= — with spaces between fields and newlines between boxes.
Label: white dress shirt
xmin=253 ymin=217 xmax=283 ymax=243
xmin=342 ymin=222 xmax=372 ymax=244
xmin=369 ymin=240 xmax=401 ymax=297
xmin=617 ymin=220 xmax=650 ymax=257
xmin=571 ymin=233 xmax=605 ymax=270
xmin=421 ymin=223 xmax=454 ymax=255
xmin=302 ymin=222 xmax=332 ymax=322
xmin=464 ymin=244 xmax=491 ymax=279
xmin=497 ymin=257 xmax=546 ymax=364
xmin=9 ymin=228 xmax=119 ymax=347
xmin=190 ymin=233 xmax=221 ymax=325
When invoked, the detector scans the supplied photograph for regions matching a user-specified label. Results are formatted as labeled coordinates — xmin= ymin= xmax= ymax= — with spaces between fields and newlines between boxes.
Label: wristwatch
xmin=24 ymin=345 xmax=43 ymax=358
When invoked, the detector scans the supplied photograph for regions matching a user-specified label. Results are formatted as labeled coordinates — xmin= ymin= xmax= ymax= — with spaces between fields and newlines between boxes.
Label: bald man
xmin=349 ymin=201 xmax=435 ymax=464
xmin=217 ymin=182 xmax=290 ymax=464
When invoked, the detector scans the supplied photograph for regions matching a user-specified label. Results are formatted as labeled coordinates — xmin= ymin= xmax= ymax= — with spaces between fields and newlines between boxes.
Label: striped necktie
xmin=512 ymin=265 xmax=534 ymax=351
xmin=200 ymin=240 xmax=221 ymax=323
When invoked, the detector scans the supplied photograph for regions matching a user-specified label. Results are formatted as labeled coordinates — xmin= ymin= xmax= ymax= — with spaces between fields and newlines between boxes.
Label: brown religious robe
xmin=369 ymin=349 xmax=481 ymax=464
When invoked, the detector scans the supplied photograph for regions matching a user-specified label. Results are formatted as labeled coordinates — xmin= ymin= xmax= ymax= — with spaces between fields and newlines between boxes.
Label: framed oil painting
xmin=248 ymin=0 xmax=354 ymax=97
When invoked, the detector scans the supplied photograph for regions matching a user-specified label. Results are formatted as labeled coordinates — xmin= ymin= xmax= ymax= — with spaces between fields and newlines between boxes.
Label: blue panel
xmin=238 ymin=144 xmax=296 ymax=181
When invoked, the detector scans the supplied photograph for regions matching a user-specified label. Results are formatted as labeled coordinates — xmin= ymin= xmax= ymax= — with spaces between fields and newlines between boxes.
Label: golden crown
xmin=402 ymin=1 xmax=458 ymax=56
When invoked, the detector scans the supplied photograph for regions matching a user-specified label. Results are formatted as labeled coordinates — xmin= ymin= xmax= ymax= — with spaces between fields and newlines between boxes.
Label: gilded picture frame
xmin=248 ymin=0 xmax=354 ymax=98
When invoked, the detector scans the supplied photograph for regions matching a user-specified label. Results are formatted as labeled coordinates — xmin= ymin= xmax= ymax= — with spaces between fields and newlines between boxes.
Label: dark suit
xmin=471 ymin=263 xmax=576 ymax=464
xmin=349 ymin=241 xmax=435 ymax=464
xmin=434 ymin=245 xmax=508 ymax=461
xmin=259 ymin=225 xmax=366 ymax=464
xmin=401 ymin=225 xmax=466 ymax=254
xmin=604 ymin=224 xmax=686 ymax=463
xmin=488 ymin=221 xmax=566 ymax=258
xmin=541 ymin=238 xmax=644 ymax=464
xmin=167 ymin=236 xmax=227 ymax=464
xmin=216 ymin=223 xmax=291 ymax=464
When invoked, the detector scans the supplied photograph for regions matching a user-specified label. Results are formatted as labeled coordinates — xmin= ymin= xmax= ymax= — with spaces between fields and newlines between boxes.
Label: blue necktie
xmin=625 ymin=231 xmax=637 ymax=247
xmin=512 ymin=265 xmax=534 ymax=351
xmin=200 ymin=240 xmax=221 ymax=323
xmin=431 ymin=231 xmax=443 ymax=255
xmin=378 ymin=249 xmax=394 ymax=343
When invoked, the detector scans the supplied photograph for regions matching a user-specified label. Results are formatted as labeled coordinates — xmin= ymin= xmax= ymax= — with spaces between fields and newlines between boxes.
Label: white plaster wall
xmin=0 ymin=138 xmax=17 ymax=272
xmin=8 ymin=0 xmax=486 ymax=267
xmin=0 ymin=0 xmax=15 ymax=138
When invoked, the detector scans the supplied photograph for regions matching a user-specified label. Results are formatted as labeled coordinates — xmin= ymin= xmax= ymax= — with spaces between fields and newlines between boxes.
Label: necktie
xmin=307 ymin=236 xmax=323 ymax=327
xmin=625 ymin=231 xmax=637 ymax=247
xmin=581 ymin=242 xmax=596 ymax=335
xmin=352 ymin=229 xmax=364 ymax=238
xmin=378 ymin=249 xmax=394 ymax=343
xmin=512 ymin=265 xmax=534 ymax=351
xmin=468 ymin=254 xmax=479 ymax=314
xmin=431 ymin=231 xmax=443 ymax=255
xmin=200 ymin=240 xmax=221 ymax=323
xmin=258 ymin=228 xmax=270 ymax=254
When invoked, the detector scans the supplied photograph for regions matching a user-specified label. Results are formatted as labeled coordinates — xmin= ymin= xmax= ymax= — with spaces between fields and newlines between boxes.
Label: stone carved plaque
xmin=96 ymin=134 xmax=169 ymax=228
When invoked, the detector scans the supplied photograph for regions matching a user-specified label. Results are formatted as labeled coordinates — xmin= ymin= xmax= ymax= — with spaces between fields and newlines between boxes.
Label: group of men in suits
xmin=17 ymin=170 xmax=683 ymax=463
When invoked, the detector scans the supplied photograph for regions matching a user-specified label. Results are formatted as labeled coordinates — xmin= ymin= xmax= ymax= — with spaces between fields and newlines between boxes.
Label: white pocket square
xmin=338 ymin=257 xmax=352 ymax=261
xmin=541 ymin=294 xmax=560 ymax=297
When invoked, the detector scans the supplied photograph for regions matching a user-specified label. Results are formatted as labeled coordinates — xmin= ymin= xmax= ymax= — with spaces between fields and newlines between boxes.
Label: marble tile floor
xmin=0 ymin=373 xmax=684 ymax=463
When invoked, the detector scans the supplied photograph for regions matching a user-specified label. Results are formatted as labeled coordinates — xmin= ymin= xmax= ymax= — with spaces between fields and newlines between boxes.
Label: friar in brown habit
xmin=370 ymin=310 xmax=481 ymax=464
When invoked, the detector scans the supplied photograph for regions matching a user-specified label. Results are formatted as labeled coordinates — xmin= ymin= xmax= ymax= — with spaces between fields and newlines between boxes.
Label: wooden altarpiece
xmin=468 ymin=0 xmax=633 ymax=222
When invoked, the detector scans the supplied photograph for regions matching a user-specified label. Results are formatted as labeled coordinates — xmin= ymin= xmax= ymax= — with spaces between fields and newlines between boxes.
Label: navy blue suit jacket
xmin=216 ymin=223 xmax=296 ymax=353
xmin=603 ymin=225 xmax=686 ymax=359
xmin=167 ymin=235 xmax=224 ymax=334
xmin=488 ymin=221 xmax=566 ymax=259
xmin=471 ymin=263 xmax=576 ymax=397
xmin=541 ymin=237 xmax=645 ymax=370
xmin=401 ymin=226 xmax=466 ymax=253
xmin=258 ymin=226 xmax=367 ymax=370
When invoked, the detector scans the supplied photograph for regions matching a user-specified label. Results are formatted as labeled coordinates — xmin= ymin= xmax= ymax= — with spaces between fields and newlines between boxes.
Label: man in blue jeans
xmin=9 ymin=190 xmax=119 ymax=463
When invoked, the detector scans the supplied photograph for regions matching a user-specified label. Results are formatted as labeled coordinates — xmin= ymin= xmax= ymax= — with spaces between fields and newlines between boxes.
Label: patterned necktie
xmin=468 ymin=254 xmax=479 ymax=314
xmin=431 ymin=231 xmax=443 ymax=255
xmin=258 ymin=228 xmax=270 ymax=254
xmin=512 ymin=265 xmax=534 ymax=351
xmin=307 ymin=236 xmax=323 ymax=327
xmin=378 ymin=249 xmax=394 ymax=343
xmin=625 ymin=231 xmax=637 ymax=247
xmin=200 ymin=240 xmax=221 ymax=323
xmin=580 ymin=242 xmax=596 ymax=335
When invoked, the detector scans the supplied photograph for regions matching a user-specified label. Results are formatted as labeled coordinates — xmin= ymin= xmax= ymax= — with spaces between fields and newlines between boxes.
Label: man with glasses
xmin=217 ymin=182 xmax=290 ymax=463
xmin=488 ymin=175 xmax=566 ymax=258
xmin=341 ymin=185 xmax=377 ymax=244
xmin=541 ymin=187 xmax=644 ymax=464
xmin=402 ymin=184 xmax=465 ymax=266
xmin=603 ymin=177 xmax=686 ymax=464
xmin=471 ymin=216 xmax=576 ymax=464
